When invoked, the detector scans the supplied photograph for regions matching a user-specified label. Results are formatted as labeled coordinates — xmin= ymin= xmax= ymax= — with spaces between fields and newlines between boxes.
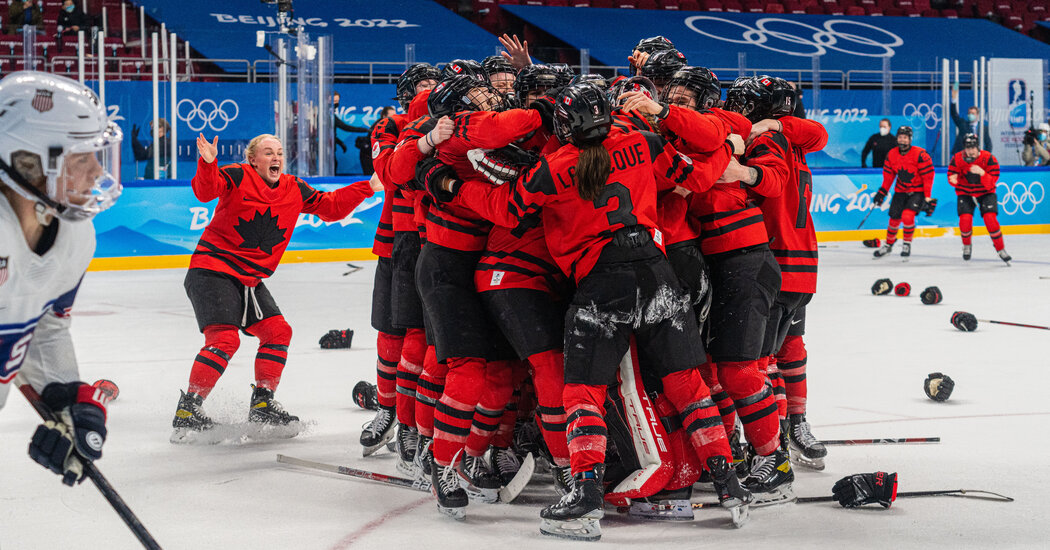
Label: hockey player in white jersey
xmin=0 ymin=71 xmax=122 ymax=485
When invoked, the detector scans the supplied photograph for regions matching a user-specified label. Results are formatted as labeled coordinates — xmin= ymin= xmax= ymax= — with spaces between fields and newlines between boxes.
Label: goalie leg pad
xmin=661 ymin=368 xmax=732 ymax=468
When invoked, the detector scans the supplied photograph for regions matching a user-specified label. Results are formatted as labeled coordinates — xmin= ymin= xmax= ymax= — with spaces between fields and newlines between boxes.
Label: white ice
xmin=2 ymin=234 xmax=1048 ymax=549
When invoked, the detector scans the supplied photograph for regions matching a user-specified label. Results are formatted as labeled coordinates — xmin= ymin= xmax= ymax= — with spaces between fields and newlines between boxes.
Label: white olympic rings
xmin=176 ymin=98 xmax=240 ymax=132
xmin=997 ymin=180 xmax=1044 ymax=216
xmin=683 ymin=16 xmax=903 ymax=58
xmin=902 ymin=102 xmax=942 ymax=130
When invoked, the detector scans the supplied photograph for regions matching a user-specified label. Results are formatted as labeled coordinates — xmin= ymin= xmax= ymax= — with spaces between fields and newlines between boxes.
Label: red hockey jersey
xmin=948 ymin=150 xmax=999 ymax=196
xmin=368 ymin=113 xmax=407 ymax=257
xmin=190 ymin=159 xmax=373 ymax=286
xmin=881 ymin=145 xmax=934 ymax=196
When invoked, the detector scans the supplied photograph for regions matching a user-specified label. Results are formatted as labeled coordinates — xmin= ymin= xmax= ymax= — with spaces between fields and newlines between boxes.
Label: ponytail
xmin=575 ymin=142 xmax=611 ymax=202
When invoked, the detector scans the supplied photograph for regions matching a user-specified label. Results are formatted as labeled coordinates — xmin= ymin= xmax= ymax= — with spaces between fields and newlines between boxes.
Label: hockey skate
xmin=552 ymin=465 xmax=575 ymax=496
xmin=900 ymin=242 xmax=911 ymax=259
xmin=431 ymin=460 xmax=468 ymax=521
xmin=414 ymin=435 xmax=434 ymax=481
xmin=787 ymin=414 xmax=827 ymax=471
xmin=395 ymin=424 xmax=419 ymax=478
xmin=998 ymin=249 xmax=1012 ymax=265
xmin=872 ymin=242 xmax=893 ymax=258
xmin=249 ymin=385 xmax=300 ymax=425
xmin=743 ymin=449 xmax=795 ymax=507
xmin=709 ymin=456 xmax=752 ymax=528
xmin=730 ymin=426 xmax=749 ymax=478
xmin=170 ymin=390 xmax=214 ymax=443
xmin=539 ymin=469 xmax=604 ymax=541
xmin=962 ymin=244 xmax=972 ymax=261
xmin=458 ymin=453 xmax=501 ymax=504
xmin=628 ymin=485 xmax=694 ymax=521
xmin=490 ymin=446 xmax=522 ymax=485
xmin=360 ymin=407 xmax=397 ymax=457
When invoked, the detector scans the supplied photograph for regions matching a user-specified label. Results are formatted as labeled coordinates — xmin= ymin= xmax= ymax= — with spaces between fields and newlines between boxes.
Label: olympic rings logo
xmin=683 ymin=16 xmax=903 ymax=58
xmin=176 ymin=98 xmax=239 ymax=132
xmin=902 ymin=102 xmax=942 ymax=130
xmin=997 ymin=180 xmax=1044 ymax=216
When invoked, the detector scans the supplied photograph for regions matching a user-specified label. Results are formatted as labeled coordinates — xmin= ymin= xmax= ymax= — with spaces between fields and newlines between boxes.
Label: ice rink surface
xmin=2 ymin=233 xmax=1049 ymax=549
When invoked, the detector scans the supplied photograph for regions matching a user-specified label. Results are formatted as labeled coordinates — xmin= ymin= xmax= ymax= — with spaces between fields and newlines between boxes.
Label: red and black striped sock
xmin=886 ymin=219 xmax=900 ymax=245
xmin=564 ymin=383 xmax=608 ymax=476
xmin=765 ymin=356 xmax=787 ymax=421
xmin=661 ymin=369 xmax=731 ymax=466
xmin=395 ymin=328 xmax=426 ymax=427
xmin=719 ymin=360 xmax=780 ymax=456
xmin=187 ymin=324 xmax=240 ymax=399
xmin=699 ymin=361 xmax=738 ymax=438
xmin=777 ymin=335 xmax=808 ymax=415
xmin=983 ymin=212 xmax=1005 ymax=251
xmin=530 ymin=349 xmax=569 ymax=466
xmin=960 ymin=213 xmax=974 ymax=245
xmin=375 ymin=331 xmax=404 ymax=410
xmin=465 ymin=360 xmax=514 ymax=457
xmin=433 ymin=357 xmax=486 ymax=467
xmin=414 ymin=345 xmax=445 ymax=438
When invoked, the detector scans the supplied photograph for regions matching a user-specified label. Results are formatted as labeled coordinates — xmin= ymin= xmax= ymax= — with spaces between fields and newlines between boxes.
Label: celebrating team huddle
xmin=337 ymin=35 xmax=831 ymax=540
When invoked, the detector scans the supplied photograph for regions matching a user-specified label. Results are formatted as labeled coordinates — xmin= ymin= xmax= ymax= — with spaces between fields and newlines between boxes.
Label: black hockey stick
xmin=19 ymin=385 xmax=162 ymax=550
xmin=820 ymin=437 xmax=940 ymax=446
xmin=276 ymin=454 xmax=431 ymax=492
xmin=856 ymin=205 xmax=878 ymax=229
xmin=692 ymin=489 xmax=1013 ymax=508
xmin=977 ymin=318 xmax=1050 ymax=331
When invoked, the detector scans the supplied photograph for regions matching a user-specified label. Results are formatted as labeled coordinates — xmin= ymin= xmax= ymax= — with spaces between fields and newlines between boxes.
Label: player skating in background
xmin=0 ymin=71 xmax=121 ymax=485
xmin=948 ymin=133 xmax=1011 ymax=264
xmin=171 ymin=133 xmax=379 ymax=441
xmin=872 ymin=126 xmax=936 ymax=259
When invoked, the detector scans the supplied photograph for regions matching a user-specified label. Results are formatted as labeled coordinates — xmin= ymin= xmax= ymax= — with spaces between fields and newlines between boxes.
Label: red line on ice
xmin=329 ymin=496 xmax=431 ymax=549
xmin=816 ymin=411 xmax=1050 ymax=428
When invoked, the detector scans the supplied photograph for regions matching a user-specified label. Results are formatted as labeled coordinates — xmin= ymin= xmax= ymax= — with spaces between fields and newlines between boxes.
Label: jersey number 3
xmin=594 ymin=182 xmax=639 ymax=229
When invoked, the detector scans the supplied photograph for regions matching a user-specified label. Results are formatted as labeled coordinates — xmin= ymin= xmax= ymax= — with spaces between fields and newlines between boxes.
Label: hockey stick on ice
xmin=691 ymin=489 xmax=1013 ymax=508
xmin=977 ymin=318 xmax=1050 ymax=331
xmin=820 ymin=437 xmax=940 ymax=446
xmin=276 ymin=454 xmax=431 ymax=492
xmin=19 ymin=385 xmax=163 ymax=550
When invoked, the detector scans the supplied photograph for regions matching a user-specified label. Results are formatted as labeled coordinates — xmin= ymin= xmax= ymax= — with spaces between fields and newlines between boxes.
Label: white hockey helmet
xmin=0 ymin=71 xmax=122 ymax=221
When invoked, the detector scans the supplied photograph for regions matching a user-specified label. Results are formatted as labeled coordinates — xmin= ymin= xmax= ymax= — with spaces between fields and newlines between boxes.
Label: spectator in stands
xmin=950 ymin=87 xmax=992 ymax=154
xmin=57 ymin=0 xmax=93 ymax=39
xmin=355 ymin=106 xmax=395 ymax=175
xmin=332 ymin=92 xmax=369 ymax=175
xmin=7 ymin=0 xmax=42 ymax=34
xmin=861 ymin=118 xmax=897 ymax=168
xmin=132 ymin=118 xmax=171 ymax=179
xmin=1022 ymin=122 xmax=1050 ymax=166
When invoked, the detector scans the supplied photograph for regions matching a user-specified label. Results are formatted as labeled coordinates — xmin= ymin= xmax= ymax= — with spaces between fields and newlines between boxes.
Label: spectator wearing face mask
xmin=950 ymin=87 xmax=992 ymax=155
xmin=861 ymin=118 xmax=897 ymax=168
xmin=1022 ymin=122 xmax=1050 ymax=166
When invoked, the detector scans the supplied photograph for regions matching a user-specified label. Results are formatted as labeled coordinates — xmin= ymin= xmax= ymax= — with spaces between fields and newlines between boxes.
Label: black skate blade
xmin=540 ymin=517 xmax=601 ymax=541
xmin=498 ymin=452 xmax=535 ymax=504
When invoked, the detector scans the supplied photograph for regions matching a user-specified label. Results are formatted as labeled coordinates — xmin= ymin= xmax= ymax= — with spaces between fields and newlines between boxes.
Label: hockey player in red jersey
xmin=171 ymin=133 xmax=378 ymax=441
xmin=359 ymin=63 xmax=439 ymax=458
xmin=948 ymin=133 xmax=1011 ymax=263
xmin=421 ymin=83 xmax=751 ymax=539
xmin=746 ymin=77 xmax=830 ymax=470
xmin=872 ymin=126 xmax=935 ymax=259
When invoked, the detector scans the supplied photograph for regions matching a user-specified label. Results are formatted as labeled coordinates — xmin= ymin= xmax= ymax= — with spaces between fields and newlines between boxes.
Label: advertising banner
xmin=987 ymin=58 xmax=1046 ymax=166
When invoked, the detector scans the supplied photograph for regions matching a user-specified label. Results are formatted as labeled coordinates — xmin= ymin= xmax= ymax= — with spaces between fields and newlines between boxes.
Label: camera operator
xmin=1022 ymin=122 xmax=1050 ymax=166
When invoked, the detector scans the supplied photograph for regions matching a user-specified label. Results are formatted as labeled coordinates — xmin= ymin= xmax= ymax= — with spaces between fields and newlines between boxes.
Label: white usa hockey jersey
xmin=0 ymin=197 xmax=95 ymax=410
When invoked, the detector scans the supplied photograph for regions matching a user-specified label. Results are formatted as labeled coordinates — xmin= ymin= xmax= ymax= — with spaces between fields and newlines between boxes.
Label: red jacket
xmin=190 ymin=159 xmax=373 ymax=286
xmin=881 ymin=145 xmax=934 ymax=197
xmin=453 ymin=129 xmax=711 ymax=282
xmin=753 ymin=116 xmax=827 ymax=294
xmin=948 ymin=150 xmax=999 ymax=196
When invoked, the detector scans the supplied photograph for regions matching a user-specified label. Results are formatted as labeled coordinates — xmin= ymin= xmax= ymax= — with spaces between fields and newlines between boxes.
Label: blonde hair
xmin=244 ymin=134 xmax=281 ymax=163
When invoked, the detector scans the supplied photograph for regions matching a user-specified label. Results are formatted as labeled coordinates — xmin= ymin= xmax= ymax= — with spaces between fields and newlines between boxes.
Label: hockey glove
xmin=951 ymin=311 xmax=978 ymax=332
xmin=352 ymin=381 xmax=380 ymax=411
xmin=529 ymin=93 xmax=558 ymax=134
xmin=920 ymin=286 xmax=943 ymax=305
xmin=894 ymin=282 xmax=911 ymax=296
xmin=871 ymin=278 xmax=893 ymax=296
xmin=922 ymin=197 xmax=938 ymax=216
xmin=415 ymin=157 xmax=459 ymax=203
xmin=872 ymin=188 xmax=887 ymax=206
xmin=319 ymin=329 xmax=354 ymax=349
xmin=28 ymin=382 xmax=107 ymax=486
xmin=833 ymin=471 xmax=898 ymax=508
xmin=862 ymin=238 xmax=881 ymax=248
xmin=924 ymin=372 xmax=955 ymax=402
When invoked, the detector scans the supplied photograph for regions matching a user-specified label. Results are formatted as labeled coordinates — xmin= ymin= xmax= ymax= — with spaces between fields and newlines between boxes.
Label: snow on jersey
xmin=0 ymin=198 xmax=94 ymax=408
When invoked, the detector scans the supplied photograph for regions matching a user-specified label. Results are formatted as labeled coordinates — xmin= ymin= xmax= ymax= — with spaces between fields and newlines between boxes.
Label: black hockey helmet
xmin=724 ymin=75 xmax=796 ymax=123
xmin=441 ymin=59 xmax=486 ymax=82
xmin=553 ymin=83 xmax=612 ymax=145
xmin=633 ymin=35 xmax=676 ymax=54
xmin=427 ymin=74 xmax=504 ymax=118
xmin=963 ymin=132 xmax=979 ymax=148
xmin=395 ymin=63 xmax=441 ymax=111
xmin=514 ymin=64 xmax=559 ymax=104
xmin=549 ymin=63 xmax=576 ymax=87
xmin=897 ymin=125 xmax=913 ymax=138
xmin=482 ymin=55 xmax=515 ymax=78
xmin=571 ymin=73 xmax=609 ymax=91
xmin=662 ymin=66 xmax=721 ymax=110
xmin=641 ymin=49 xmax=687 ymax=87
xmin=607 ymin=75 xmax=659 ymax=107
